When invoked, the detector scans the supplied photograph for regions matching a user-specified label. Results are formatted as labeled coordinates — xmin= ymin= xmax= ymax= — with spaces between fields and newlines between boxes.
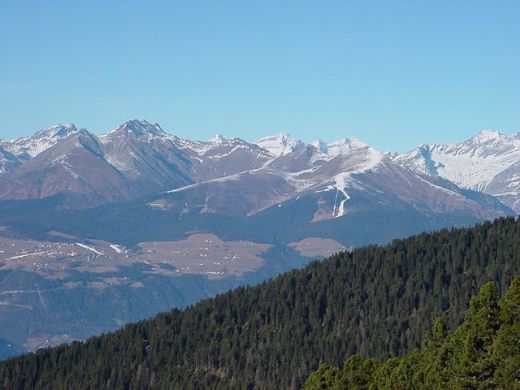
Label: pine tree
xmin=303 ymin=364 xmax=340 ymax=389
xmin=449 ymin=281 xmax=500 ymax=388
xmin=338 ymin=354 xmax=379 ymax=389
xmin=492 ymin=276 xmax=520 ymax=388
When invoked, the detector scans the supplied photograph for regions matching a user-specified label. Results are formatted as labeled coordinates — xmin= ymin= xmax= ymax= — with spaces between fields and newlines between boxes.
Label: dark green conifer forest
xmin=1 ymin=217 xmax=520 ymax=389
xmin=304 ymin=277 xmax=520 ymax=389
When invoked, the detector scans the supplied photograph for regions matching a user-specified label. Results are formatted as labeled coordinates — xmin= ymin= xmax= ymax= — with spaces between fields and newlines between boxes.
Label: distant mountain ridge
xmin=154 ymin=134 xmax=510 ymax=223
xmin=392 ymin=130 xmax=520 ymax=212
xmin=0 ymin=120 xmax=274 ymax=207
xmin=0 ymin=120 xmax=516 ymax=221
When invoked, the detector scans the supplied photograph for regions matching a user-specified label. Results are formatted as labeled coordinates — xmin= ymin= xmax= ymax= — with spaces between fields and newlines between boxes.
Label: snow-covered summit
xmin=2 ymin=123 xmax=78 ymax=159
xmin=300 ymin=136 xmax=374 ymax=164
xmin=255 ymin=133 xmax=302 ymax=156
xmin=309 ymin=140 xmax=328 ymax=154
xmin=103 ymin=120 xmax=166 ymax=139
xmin=392 ymin=130 xmax=520 ymax=212
xmin=177 ymin=134 xmax=250 ymax=156
xmin=35 ymin=123 xmax=77 ymax=138
xmin=312 ymin=137 xmax=371 ymax=159
xmin=208 ymin=134 xmax=227 ymax=144
xmin=469 ymin=130 xmax=506 ymax=144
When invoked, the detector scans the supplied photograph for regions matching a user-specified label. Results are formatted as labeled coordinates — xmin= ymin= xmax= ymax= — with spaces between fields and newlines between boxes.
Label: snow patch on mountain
xmin=75 ymin=243 xmax=103 ymax=255
xmin=206 ymin=145 xmax=252 ymax=159
xmin=109 ymin=244 xmax=125 ymax=254
xmin=174 ymin=135 xmax=237 ymax=156
xmin=470 ymin=129 xmax=506 ymax=144
xmin=0 ymin=146 xmax=21 ymax=175
xmin=209 ymin=134 xmax=226 ymax=144
xmin=166 ymin=172 xmax=244 ymax=194
xmin=332 ymin=173 xmax=351 ymax=218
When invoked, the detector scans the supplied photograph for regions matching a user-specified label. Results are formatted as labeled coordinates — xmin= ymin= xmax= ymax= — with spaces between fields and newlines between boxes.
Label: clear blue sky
xmin=1 ymin=1 xmax=519 ymax=151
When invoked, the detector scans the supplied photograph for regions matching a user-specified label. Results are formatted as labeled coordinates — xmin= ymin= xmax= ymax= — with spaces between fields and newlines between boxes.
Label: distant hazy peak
xmin=468 ymin=129 xmax=505 ymax=144
xmin=328 ymin=136 xmax=369 ymax=151
xmin=255 ymin=132 xmax=301 ymax=156
xmin=307 ymin=136 xmax=375 ymax=162
xmin=208 ymin=134 xmax=227 ymax=144
xmin=31 ymin=123 xmax=78 ymax=138
xmin=104 ymin=119 xmax=166 ymax=138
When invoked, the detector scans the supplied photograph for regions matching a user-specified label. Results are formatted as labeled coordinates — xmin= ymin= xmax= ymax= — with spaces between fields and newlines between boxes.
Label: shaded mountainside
xmin=0 ymin=190 xmax=500 ymax=249
xmin=1 ymin=217 xmax=520 ymax=389
xmin=0 ymin=130 xmax=141 ymax=207
xmin=304 ymin=277 xmax=520 ymax=389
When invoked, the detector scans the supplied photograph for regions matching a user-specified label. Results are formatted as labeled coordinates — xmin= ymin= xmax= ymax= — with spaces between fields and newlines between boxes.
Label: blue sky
xmin=1 ymin=1 xmax=519 ymax=151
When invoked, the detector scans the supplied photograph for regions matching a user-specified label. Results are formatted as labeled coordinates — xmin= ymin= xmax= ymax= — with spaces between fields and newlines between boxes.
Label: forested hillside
xmin=1 ymin=217 xmax=520 ymax=389
xmin=304 ymin=277 xmax=520 ymax=389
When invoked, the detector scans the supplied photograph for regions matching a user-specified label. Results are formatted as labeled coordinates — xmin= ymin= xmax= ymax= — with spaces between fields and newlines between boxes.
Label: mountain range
xmin=0 ymin=120 xmax=272 ymax=207
xmin=0 ymin=120 xmax=518 ymax=359
xmin=0 ymin=120 xmax=516 ymax=219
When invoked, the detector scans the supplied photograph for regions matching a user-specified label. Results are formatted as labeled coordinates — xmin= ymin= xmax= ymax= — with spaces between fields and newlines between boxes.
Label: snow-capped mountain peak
xmin=103 ymin=119 xmax=165 ymax=139
xmin=208 ymin=134 xmax=227 ymax=144
xmin=309 ymin=140 xmax=328 ymax=154
xmin=307 ymin=136 xmax=377 ymax=163
xmin=33 ymin=123 xmax=77 ymax=139
xmin=326 ymin=136 xmax=369 ymax=156
xmin=2 ymin=123 xmax=78 ymax=159
xmin=392 ymin=129 xmax=520 ymax=212
xmin=255 ymin=133 xmax=301 ymax=156
xmin=469 ymin=129 xmax=505 ymax=144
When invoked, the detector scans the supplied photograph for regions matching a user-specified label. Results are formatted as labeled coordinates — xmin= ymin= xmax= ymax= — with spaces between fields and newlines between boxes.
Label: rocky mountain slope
xmin=0 ymin=130 xmax=140 ymax=207
xmin=0 ymin=146 xmax=20 ymax=175
xmin=0 ymin=120 xmax=273 ymax=207
xmin=155 ymin=135 xmax=511 ymax=222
